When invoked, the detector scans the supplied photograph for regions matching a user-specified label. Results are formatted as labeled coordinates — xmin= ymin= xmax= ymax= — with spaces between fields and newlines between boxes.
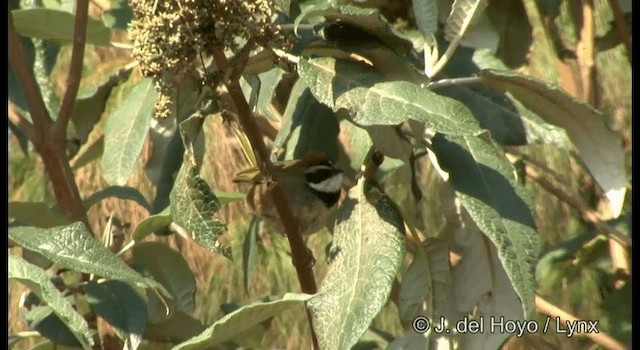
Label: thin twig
xmin=607 ymin=0 xmax=631 ymax=61
xmin=536 ymin=296 xmax=626 ymax=350
xmin=54 ymin=0 xmax=89 ymax=141
xmin=524 ymin=166 xmax=630 ymax=247
xmin=577 ymin=0 xmax=596 ymax=105
xmin=211 ymin=44 xmax=320 ymax=350
xmin=8 ymin=102 xmax=35 ymax=142
xmin=506 ymin=147 xmax=573 ymax=187
xmin=8 ymin=12 xmax=53 ymax=143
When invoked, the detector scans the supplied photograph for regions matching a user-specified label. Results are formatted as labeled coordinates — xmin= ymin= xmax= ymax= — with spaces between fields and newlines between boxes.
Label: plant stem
xmin=210 ymin=44 xmax=320 ymax=349
xmin=54 ymin=0 xmax=89 ymax=141
xmin=9 ymin=11 xmax=89 ymax=227
xmin=8 ymin=13 xmax=53 ymax=139
xmin=524 ymin=166 xmax=630 ymax=247
xmin=576 ymin=0 xmax=596 ymax=105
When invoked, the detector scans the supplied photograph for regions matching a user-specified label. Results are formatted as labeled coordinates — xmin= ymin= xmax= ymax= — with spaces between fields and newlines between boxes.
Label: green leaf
xmin=9 ymin=201 xmax=70 ymax=228
xmin=215 ymin=191 xmax=246 ymax=206
xmin=423 ymin=186 xmax=526 ymax=347
xmin=71 ymin=135 xmax=104 ymax=170
xmin=398 ymin=239 xmax=451 ymax=325
xmin=430 ymin=133 xmax=541 ymax=317
xmin=308 ymin=178 xmax=406 ymax=350
xmin=101 ymin=0 xmax=133 ymax=29
xmin=22 ymin=306 xmax=84 ymax=347
xmin=9 ymin=222 xmax=161 ymax=291
xmin=144 ymin=311 xmax=206 ymax=343
xmin=240 ymin=68 xmax=285 ymax=121
xmin=131 ymin=207 xmax=173 ymax=241
xmin=481 ymin=69 xmax=627 ymax=218
xmin=242 ymin=216 xmax=260 ymax=293
xmin=444 ymin=0 xmax=488 ymax=43
xmin=279 ymin=80 xmax=340 ymax=160
xmin=295 ymin=4 xmax=412 ymax=54
xmin=412 ymin=0 xmax=438 ymax=36
xmin=132 ymin=242 xmax=196 ymax=315
xmin=9 ymin=255 xmax=93 ymax=349
xmin=297 ymin=57 xmax=481 ymax=136
xmin=439 ymin=48 xmax=570 ymax=147
xmin=102 ymin=78 xmax=156 ymax=186
xmin=72 ymin=66 xmax=133 ymax=144
xmin=12 ymin=8 xmax=111 ymax=46
xmin=170 ymin=158 xmax=230 ymax=258
xmin=170 ymin=115 xmax=230 ymax=258
xmin=171 ymin=293 xmax=312 ymax=350
xmin=85 ymin=280 xmax=147 ymax=349
xmin=83 ymin=185 xmax=152 ymax=212
xmin=601 ymin=283 xmax=631 ymax=345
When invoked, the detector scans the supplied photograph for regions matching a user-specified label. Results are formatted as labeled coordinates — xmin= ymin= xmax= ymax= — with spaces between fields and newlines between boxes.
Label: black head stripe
xmin=305 ymin=166 xmax=338 ymax=184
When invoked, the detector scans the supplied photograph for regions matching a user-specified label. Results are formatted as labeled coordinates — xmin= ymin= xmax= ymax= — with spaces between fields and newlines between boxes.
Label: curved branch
xmin=53 ymin=0 xmax=89 ymax=141
xmin=536 ymin=296 xmax=626 ymax=350
xmin=8 ymin=11 xmax=53 ymax=143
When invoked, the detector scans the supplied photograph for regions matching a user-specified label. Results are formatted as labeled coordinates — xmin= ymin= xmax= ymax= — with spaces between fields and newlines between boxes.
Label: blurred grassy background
xmin=8 ymin=0 xmax=630 ymax=349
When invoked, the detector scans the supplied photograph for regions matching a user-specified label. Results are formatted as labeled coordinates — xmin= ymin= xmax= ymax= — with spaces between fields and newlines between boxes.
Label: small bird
xmin=233 ymin=152 xmax=344 ymax=236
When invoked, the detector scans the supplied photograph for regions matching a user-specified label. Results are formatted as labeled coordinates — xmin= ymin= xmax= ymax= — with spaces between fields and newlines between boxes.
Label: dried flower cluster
xmin=129 ymin=0 xmax=277 ymax=116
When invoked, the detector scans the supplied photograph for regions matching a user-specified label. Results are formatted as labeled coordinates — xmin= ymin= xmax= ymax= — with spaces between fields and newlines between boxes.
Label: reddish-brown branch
xmin=8 ymin=12 xmax=53 ymax=143
xmin=577 ymin=0 xmax=596 ymax=105
xmin=525 ymin=166 xmax=630 ymax=247
xmin=53 ymin=0 xmax=89 ymax=141
xmin=9 ymin=11 xmax=89 ymax=227
xmin=211 ymin=45 xmax=319 ymax=349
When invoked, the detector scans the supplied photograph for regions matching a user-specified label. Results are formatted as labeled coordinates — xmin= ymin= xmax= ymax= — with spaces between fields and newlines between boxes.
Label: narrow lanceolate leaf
xmin=444 ymin=0 xmax=489 ymax=43
xmin=102 ymin=78 xmax=156 ymax=186
xmin=9 ymin=255 xmax=94 ymax=349
xmin=398 ymin=239 xmax=451 ymax=325
xmin=481 ymin=69 xmax=627 ymax=218
xmin=11 ymin=8 xmax=111 ymax=46
xmin=170 ymin=158 xmax=230 ymax=259
xmin=85 ymin=280 xmax=147 ymax=350
xmin=9 ymin=222 xmax=161 ymax=291
xmin=309 ymin=178 xmax=406 ymax=350
xmin=242 ymin=216 xmax=260 ymax=293
xmin=430 ymin=133 xmax=541 ymax=317
xmin=428 ymin=186 xmax=525 ymax=348
xmin=171 ymin=293 xmax=312 ymax=350
xmin=412 ymin=0 xmax=438 ymax=36
xmin=83 ymin=186 xmax=151 ymax=212
xmin=297 ymin=57 xmax=481 ymax=136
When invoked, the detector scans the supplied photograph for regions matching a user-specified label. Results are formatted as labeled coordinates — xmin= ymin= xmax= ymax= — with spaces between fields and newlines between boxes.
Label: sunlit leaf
xmin=309 ymin=178 xmax=406 ymax=349
xmin=9 ymin=255 xmax=93 ymax=349
xmin=102 ymin=78 xmax=156 ymax=186
xmin=172 ymin=293 xmax=312 ymax=350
